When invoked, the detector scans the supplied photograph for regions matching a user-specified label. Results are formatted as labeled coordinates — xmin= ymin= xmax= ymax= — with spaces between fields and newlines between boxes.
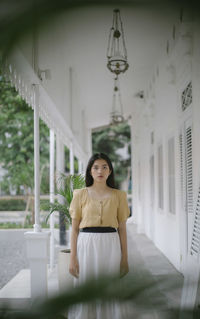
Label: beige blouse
xmin=69 ymin=187 xmax=130 ymax=229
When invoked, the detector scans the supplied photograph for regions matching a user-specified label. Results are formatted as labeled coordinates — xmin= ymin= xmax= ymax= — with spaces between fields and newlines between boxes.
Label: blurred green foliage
xmin=42 ymin=173 xmax=85 ymax=227
xmin=0 ymin=271 xmax=195 ymax=319
xmin=0 ymin=199 xmax=26 ymax=211
xmin=0 ymin=72 xmax=50 ymax=196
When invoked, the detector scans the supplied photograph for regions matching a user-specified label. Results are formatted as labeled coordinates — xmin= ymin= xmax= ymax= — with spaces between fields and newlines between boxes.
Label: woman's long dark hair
xmin=85 ymin=153 xmax=116 ymax=188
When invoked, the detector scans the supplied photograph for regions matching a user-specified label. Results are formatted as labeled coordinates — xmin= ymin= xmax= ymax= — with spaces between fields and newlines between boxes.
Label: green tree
xmin=0 ymin=75 xmax=49 ymax=196
xmin=92 ymin=122 xmax=131 ymax=190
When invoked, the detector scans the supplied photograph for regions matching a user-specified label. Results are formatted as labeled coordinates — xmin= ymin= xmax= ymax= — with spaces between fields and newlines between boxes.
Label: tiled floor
xmin=123 ymin=222 xmax=183 ymax=318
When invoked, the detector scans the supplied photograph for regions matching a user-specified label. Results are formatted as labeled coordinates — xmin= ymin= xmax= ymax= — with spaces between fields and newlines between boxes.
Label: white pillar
xmin=24 ymin=231 xmax=50 ymax=300
xmin=24 ymin=84 xmax=50 ymax=301
xmin=50 ymin=129 xmax=55 ymax=270
xmin=70 ymin=140 xmax=74 ymax=175
xmin=129 ymin=121 xmax=135 ymax=223
xmin=33 ymin=84 xmax=41 ymax=232
xmin=82 ymin=159 xmax=87 ymax=175
xmin=130 ymin=115 xmax=141 ymax=229
xmin=78 ymin=159 xmax=82 ymax=174
xmin=87 ymin=128 xmax=92 ymax=158
xmin=56 ymin=135 xmax=66 ymax=245
xmin=56 ymin=135 xmax=65 ymax=190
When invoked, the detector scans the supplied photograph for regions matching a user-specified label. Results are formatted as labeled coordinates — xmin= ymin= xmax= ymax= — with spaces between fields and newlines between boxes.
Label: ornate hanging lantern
xmin=107 ymin=9 xmax=129 ymax=76
xmin=110 ymin=77 xmax=125 ymax=125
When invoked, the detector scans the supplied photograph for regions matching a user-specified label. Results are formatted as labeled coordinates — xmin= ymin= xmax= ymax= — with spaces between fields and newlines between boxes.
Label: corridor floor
xmin=0 ymin=223 xmax=184 ymax=318
xmin=122 ymin=222 xmax=184 ymax=319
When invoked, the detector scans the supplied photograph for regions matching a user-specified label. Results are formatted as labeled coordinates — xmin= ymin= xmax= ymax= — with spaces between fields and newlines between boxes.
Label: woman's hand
xmin=118 ymin=221 xmax=129 ymax=278
xmin=120 ymin=257 xmax=129 ymax=278
xmin=69 ymin=219 xmax=80 ymax=278
xmin=69 ymin=255 xmax=79 ymax=278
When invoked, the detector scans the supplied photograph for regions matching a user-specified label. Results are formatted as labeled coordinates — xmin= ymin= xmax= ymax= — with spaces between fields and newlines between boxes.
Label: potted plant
xmin=42 ymin=173 xmax=85 ymax=292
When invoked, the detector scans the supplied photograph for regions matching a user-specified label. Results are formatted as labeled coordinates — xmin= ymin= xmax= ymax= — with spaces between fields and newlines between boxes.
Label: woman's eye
xmin=92 ymin=165 xmax=108 ymax=170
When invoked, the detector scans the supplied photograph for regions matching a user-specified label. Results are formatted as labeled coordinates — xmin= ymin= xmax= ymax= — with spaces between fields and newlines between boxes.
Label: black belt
xmin=80 ymin=227 xmax=117 ymax=233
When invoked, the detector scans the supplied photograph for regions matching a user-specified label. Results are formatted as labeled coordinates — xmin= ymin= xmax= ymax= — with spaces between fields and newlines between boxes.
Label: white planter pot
xmin=58 ymin=249 xmax=74 ymax=292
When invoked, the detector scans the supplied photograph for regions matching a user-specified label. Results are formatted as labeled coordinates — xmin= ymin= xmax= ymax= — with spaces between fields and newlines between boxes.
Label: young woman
xmin=68 ymin=152 xmax=130 ymax=319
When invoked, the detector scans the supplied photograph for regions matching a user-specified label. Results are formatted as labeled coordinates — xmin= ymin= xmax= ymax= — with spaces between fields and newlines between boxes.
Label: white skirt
xmin=68 ymin=231 xmax=123 ymax=319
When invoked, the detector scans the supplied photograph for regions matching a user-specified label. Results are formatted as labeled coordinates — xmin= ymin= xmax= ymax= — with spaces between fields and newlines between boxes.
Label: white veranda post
xmin=70 ymin=140 xmax=74 ymax=175
xmin=50 ymin=129 xmax=55 ymax=270
xmin=78 ymin=159 xmax=82 ymax=174
xmin=56 ymin=135 xmax=65 ymax=245
xmin=33 ymin=84 xmax=41 ymax=233
xmin=24 ymin=84 xmax=50 ymax=300
xmin=129 ymin=120 xmax=135 ymax=223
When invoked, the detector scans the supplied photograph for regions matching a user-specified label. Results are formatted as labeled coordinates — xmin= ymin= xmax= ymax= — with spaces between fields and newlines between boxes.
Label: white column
xmin=82 ymin=159 xmax=87 ymax=175
xmin=70 ymin=140 xmax=74 ymax=175
xmin=78 ymin=159 xmax=82 ymax=174
xmin=24 ymin=84 xmax=50 ymax=300
xmin=50 ymin=129 xmax=55 ymax=270
xmin=87 ymin=128 xmax=92 ymax=158
xmin=129 ymin=121 xmax=135 ymax=223
xmin=56 ymin=135 xmax=65 ymax=189
xmin=56 ymin=135 xmax=66 ymax=245
xmin=33 ymin=84 xmax=41 ymax=232
xmin=24 ymin=232 xmax=50 ymax=300
xmin=130 ymin=115 xmax=142 ymax=230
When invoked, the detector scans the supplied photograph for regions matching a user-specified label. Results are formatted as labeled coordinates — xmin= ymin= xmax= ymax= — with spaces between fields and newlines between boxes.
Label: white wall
xmin=132 ymin=17 xmax=200 ymax=272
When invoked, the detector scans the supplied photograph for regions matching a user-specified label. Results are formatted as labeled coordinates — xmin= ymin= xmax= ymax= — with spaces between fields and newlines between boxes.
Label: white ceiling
xmin=30 ymin=3 xmax=179 ymax=130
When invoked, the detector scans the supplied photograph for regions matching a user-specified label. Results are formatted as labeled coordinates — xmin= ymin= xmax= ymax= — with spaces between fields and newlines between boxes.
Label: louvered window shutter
xmin=179 ymin=133 xmax=184 ymax=207
xmin=158 ymin=144 xmax=164 ymax=209
xmin=185 ymin=126 xmax=193 ymax=214
xmin=150 ymin=155 xmax=154 ymax=208
xmin=190 ymin=187 xmax=200 ymax=258
xmin=138 ymin=161 xmax=141 ymax=202
xmin=168 ymin=137 xmax=175 ymax=214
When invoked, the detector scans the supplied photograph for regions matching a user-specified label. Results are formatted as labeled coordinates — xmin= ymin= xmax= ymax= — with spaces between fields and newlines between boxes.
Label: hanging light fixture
xmin=107 ymin=9 xmax=129 ymax=76
xmin=110 ymin=76 xmax=125 ymax=125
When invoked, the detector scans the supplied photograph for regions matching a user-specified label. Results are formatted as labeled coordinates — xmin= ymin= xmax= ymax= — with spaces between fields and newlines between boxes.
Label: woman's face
xmin=90 ymin=159 xmax=111 ymax=183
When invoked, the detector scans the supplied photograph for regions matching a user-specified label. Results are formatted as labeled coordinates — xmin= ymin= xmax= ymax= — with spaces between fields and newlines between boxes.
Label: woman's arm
xmin=69 ymin=218 xmax=80 ymax=278
xmin=118 ymin=221 xmax=129 ymax=277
